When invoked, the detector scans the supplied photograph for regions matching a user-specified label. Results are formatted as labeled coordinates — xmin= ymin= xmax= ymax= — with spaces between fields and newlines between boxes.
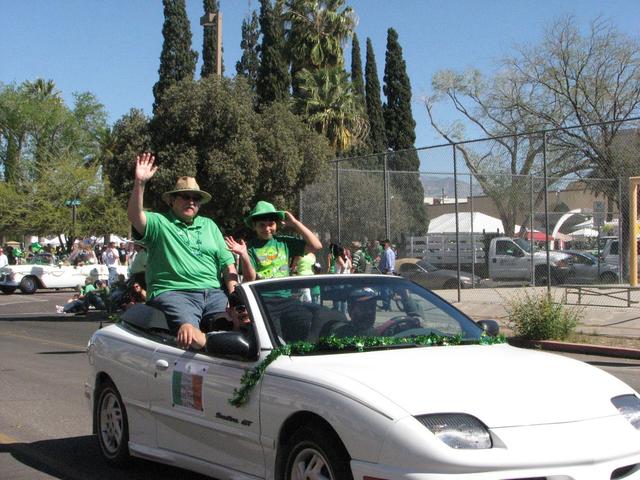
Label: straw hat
xmin=162 ymin=176 xmax=212 ymax=204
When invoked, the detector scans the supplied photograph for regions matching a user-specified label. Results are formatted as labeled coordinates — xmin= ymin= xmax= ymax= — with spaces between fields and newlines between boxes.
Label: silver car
xmin=398 ymin=259 xmax=480 ymax=289
xmin=563 ymin=251 xmax=619 ymax=284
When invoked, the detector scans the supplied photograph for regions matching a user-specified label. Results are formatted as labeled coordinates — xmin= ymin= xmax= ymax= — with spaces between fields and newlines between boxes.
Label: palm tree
xmin=297 ymin=66 xmax=367 ymax=153
xmin=22 ymin=78 xmax=61 ymax=100
xmin=285 ymin=0 xmax=356 ymax=93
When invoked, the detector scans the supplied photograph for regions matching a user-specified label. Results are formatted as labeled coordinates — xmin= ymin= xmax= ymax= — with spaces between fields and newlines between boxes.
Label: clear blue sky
xmin=2 ymin=0 xmax=639 ymax=169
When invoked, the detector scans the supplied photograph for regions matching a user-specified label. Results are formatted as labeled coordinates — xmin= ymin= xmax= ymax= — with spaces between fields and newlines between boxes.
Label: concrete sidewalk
xmin=439 ymin=286 xmax=640 ymax=358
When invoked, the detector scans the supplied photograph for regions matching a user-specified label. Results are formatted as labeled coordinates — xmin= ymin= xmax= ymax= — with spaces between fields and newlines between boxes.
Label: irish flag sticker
xmin=172 ymin=360 xmax=209 ymax=414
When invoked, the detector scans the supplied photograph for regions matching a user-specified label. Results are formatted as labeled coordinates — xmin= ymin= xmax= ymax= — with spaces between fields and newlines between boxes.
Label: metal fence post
xmin=618 ymin=176 xmax=624 ymax=284
xmin=383 ymin=151 xmax=391 ymax=241
xmin=530 ymin=173 xmax=535 ymax=286
xmin=453 ymin=144 xmax=461 ymax=302
xmin=335 ymin=160 xmax=341 ymax=244
xmin=470 ymin=173 xmax=475 ymax=286
xmin=543 ymin=133 xmax=551 ymax=294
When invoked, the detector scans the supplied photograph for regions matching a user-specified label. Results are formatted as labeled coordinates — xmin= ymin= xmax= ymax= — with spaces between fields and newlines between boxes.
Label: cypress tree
xmin=256 ymin=0 xmax=290 ymax=106
xmin=201 ymin=0 xmax=223 ymax=77
xmin=365 ymin=37 xmax=387 ymax=155
xmin=382 ymin=28 xmax=426 ymax=230
xmin=383 ymin=28 xmax=416 ymax=156
xmin=236 ymin=10 xmax=260 ymax=91
xmin=350 ymin=33 xmax=365 ymax=108
xmin=152 ymin=0 xmax=198 ymax=113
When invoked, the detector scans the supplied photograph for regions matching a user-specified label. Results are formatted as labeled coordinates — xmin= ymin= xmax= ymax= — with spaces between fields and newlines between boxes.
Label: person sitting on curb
xmin=128 ymin=152 xmax=239 ymax=350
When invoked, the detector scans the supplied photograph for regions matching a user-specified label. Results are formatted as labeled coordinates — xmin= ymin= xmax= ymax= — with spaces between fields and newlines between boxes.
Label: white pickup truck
xmin=420 ymin=235 xmax=571 ymax=284
xmin=488 ymin=237 xmax=572 ymax=284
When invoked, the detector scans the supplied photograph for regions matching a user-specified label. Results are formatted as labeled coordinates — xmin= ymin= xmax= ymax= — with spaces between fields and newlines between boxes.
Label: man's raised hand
xmin=135 ymin=152 xmax=158 ymax=184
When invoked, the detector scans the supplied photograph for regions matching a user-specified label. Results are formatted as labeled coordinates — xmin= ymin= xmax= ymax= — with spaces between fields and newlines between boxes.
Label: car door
xmin=491 ymin=240 xmax=524 ymax=279
xmin=569 ymin=254 xmax=595 ymax=284
xmin=149 ymin=341 xmax=264 ymax=477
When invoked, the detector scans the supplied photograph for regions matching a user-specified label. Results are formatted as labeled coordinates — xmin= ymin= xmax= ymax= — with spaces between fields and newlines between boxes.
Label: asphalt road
xmin=1 ymin=291 xmax=639 ymax=479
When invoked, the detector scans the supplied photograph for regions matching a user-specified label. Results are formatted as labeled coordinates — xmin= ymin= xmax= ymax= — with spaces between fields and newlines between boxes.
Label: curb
xmin=508 ymin=338 xmax=640 ymax=359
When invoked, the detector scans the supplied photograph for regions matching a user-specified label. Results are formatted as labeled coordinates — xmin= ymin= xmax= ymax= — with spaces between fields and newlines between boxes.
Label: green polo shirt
xmin=137 ymin=211 xmax=234 ymax=299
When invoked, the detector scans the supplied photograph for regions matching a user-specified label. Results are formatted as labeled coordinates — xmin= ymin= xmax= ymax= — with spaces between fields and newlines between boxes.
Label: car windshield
xmin=251 ymin=275 xmax=485 ymax=351
xmin=27 ymin=253 xmax=57 ymax=265
xmin=416 ymin=260 xmax=438 ymax=272
xmin=513 ymin=238 xmax=534 ymax=253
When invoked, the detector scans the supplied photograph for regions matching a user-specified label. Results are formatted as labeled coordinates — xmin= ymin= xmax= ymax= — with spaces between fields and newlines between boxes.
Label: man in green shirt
xmin=128 ymin=152 xmax=238 ymax=350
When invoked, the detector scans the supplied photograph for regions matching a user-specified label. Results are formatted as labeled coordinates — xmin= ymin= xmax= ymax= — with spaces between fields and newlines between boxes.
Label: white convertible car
xmin=0 ymin=253 xmax=127 ymax=294
xmin=85 ymin=274 xmax=640 ymax=479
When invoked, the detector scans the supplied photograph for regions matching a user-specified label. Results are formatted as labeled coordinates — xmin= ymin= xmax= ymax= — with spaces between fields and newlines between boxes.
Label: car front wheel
xmin=282 ymin=423 xmax=353 ymax=480
xmin=96 ymin=379 xmax=131 ymax=467
xmin=19 ymin=276 xmax=37 ymax=294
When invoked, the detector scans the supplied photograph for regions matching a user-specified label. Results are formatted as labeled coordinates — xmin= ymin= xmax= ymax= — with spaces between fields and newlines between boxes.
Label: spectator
xmin=0 ymin=247 xmax=7 ymax=268
xmin=225 ymin=200 xmax=322 ymax=281
xmin=379 ymin=239 xmax=396 ymax=275
xmin=351 ymin=241 xmax=368 ymax=273
xmin=127 ymin=242 xmax=147 ymax=287
xmin=102 ymin=241 xmax=119 ymax=285
xmin=118 ymin=242 xmax=128 ymax=266
xmin=121 ymin=281 xmax=146 ymax=310
xmin=128 ymin=152 xmax=238 ymax=350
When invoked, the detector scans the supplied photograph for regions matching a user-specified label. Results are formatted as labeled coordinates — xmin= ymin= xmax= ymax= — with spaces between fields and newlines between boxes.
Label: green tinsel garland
xmin=229 ymin=333 xmax=506 ymax=407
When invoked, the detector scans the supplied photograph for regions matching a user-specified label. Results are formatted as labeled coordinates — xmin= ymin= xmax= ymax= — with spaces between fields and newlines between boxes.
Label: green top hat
xmin=244 ymin=200 xmax=285 ymax=227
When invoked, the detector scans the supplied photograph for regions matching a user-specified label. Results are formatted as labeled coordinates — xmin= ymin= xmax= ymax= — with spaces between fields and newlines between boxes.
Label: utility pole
xmin=200 ymin=11 xmax=223 ymax=77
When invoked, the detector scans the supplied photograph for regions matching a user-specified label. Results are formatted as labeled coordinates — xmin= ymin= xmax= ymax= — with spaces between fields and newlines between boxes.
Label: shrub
xmin=507 ymin=292 xmax=581 ymax=340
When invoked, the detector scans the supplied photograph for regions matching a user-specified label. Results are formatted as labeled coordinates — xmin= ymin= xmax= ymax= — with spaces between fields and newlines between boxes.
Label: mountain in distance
xmin=420 ymin=175 xmax=484 ymax=197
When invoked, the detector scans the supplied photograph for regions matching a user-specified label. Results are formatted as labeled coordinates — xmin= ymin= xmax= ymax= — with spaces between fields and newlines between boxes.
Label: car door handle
xmin=155 ymin=359 xmax=170 ymax=371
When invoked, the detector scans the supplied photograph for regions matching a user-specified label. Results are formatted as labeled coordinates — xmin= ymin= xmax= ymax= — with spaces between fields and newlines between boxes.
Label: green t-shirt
xmin=247 ymin=235 xmax=305 ymax=279
xmin=296 ymin=253 xmax=315 ymax=276
xmin=137 ymin=211 xmax=235 ymax=299
xmin=82 ymin=284 xmax=96 ymax=296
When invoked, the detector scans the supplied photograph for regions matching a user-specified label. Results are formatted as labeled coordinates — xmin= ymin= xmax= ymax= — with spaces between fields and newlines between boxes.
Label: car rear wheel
xmin=19 ymin=276 xmax=37 ymax=294
xmin=282 ymin=423 xmax=353 ymax=480
xmin=96 ymin=379 xmax=131 ymax=467
xmin=0 ymin=286 xmax=16 ymax=294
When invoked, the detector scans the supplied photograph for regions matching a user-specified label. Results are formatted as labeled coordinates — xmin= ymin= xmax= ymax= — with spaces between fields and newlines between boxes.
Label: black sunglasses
xmin=176 ymin=193 xmax=202 ymax=202
xmin=233 ymin=305 xmax=247 ymax=314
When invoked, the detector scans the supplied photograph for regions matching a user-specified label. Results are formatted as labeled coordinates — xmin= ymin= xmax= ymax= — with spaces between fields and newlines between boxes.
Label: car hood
xmin=276 ymin=344 xmax=633 ymax=428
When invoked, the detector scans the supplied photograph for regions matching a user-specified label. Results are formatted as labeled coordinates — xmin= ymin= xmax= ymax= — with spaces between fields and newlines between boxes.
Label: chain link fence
xmin=300 ymin=119 xmax=640 ymax=309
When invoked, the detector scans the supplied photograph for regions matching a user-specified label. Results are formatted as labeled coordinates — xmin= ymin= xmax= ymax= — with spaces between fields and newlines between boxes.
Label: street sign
xmin=64 ymin=199 xmax=81 ymax=207
xmin=593 ymin=200 xmax=605 ymax=228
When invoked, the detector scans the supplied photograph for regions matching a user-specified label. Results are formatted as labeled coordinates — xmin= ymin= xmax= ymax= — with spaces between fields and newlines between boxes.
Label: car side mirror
xmin=205 ymin=331 xmax=258 ymax=360
xmin=477 ymin=320 xmax=500 ymax=337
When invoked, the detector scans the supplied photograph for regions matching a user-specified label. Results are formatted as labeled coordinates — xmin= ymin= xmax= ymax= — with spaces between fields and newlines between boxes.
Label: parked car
xmin=398 ymin=258 xmax=480 ymax=289
xmin=600 ymin=237 xmax=640 ymax=269
xmin=0 ymin=253 xmax=127 ymax=294
xmin=86 ymin=274 xmax=640 ymax=479
xmin=562 ymin=250 xmax=619 ymax=284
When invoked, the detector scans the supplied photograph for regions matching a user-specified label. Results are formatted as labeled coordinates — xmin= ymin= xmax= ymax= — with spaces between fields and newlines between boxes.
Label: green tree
xmin=350 ymin=33 xmax=365 ymax=108
xmin=296 ymin=66 xmax=367 ymax=154
xmin=382 ymin=28 xmax=426 ymax=231
xmin=113 ymin=76 xmax=332 ymax=230
xmin=365 ymin=37 xmax=387 ymax=156
xmin=236 ymin=10 xmax=260 ymax=91
xmin=256 ymin=0 xmax=290 ymax=106
xmin=201 ymin=0 xmax=223 ymax=77
xmin=285 ymin=0 xmax=356 ymax=95
xmin=152 ymin=0 xmax=198 ymax=113
xmin=106 ymin=108 xmax=152 ymax=198
xmin=0 ymin=82 xmax=108 ymax=183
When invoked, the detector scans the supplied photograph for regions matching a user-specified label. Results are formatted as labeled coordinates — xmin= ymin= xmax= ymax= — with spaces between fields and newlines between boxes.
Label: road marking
xmin=0 ymin=332 xmax=86 ymax=350
xmin=0 ymin=431 xmax=18 ymax=444
xmin=0 ymin=297 xmax=49 ymax=306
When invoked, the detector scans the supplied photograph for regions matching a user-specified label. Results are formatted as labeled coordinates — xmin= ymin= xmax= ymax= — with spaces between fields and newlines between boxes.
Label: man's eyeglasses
xmin=176 ymin=193 xmax=202 ymax=202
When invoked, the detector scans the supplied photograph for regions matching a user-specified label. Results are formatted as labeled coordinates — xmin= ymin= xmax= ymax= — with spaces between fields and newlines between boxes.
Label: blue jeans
xmin=147 ymin=289 xmax=228 ymax=333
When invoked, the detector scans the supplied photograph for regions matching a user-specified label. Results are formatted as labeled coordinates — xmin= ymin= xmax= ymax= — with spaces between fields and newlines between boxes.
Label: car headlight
xmin=416 ymin=413 xmax=492 ymax=449
xmin=612 ymin=395 xmax=640 ymax=430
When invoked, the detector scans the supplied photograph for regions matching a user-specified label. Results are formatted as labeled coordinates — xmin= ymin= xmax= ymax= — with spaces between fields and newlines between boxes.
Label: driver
xmin=335 ymin=288 xmax=378 ymax=337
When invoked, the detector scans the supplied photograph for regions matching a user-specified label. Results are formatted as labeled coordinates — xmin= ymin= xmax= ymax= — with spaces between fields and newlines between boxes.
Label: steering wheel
xmin=378 ymin=315 xmax=421 ymax=336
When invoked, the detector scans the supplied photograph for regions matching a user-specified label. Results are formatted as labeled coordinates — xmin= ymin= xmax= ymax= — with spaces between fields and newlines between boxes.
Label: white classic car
xmin=0 ymin=253 xmax=128 ymax=294
xmin=86 ymin=274 xmax=640 ymax=479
